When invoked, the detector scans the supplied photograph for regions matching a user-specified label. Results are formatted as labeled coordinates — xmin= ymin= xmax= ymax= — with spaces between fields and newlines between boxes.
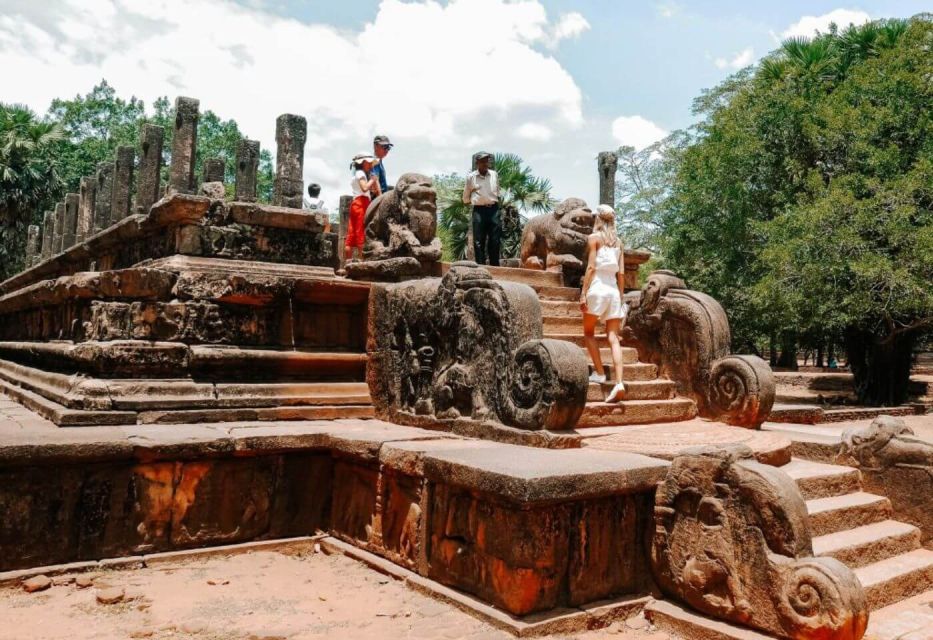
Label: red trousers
xmin=346 ymin=195 xmax=369 ymax=248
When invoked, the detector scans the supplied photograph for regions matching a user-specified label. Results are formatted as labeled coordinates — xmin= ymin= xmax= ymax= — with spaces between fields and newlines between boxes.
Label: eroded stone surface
xmin=625 ymin=270 xmax=775 ymax=427
xmin=651 ymin=445 xmax=868 ymax=640
xmin=168 ymin=97 xmax=199 ymax=194
xmin=272 ymin=114 xmax=306 ymax=208
xmin=520 ymin=198 xmax=594 ymax=282
xmin=367 ymin=262 xmax=588 ymax=435
xmin=136 ymin=124 xmax=164 ymax=214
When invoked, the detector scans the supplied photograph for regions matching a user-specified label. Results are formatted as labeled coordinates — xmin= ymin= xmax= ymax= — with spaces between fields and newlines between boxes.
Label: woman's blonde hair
xmin=593 ymin=204 xmax=620 ymax=248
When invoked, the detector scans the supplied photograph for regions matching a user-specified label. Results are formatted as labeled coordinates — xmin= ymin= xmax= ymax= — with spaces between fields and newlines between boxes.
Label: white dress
xmin=585 ymin=244 xmax=625 ymax=321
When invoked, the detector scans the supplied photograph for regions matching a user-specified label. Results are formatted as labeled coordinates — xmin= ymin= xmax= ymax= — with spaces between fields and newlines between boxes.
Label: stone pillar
xmin=40 ymin=211 xmax=53 ymax=260
xmin=338 ymin=194 xmax=352 ymax=267
xmin=597 ymin=151 xmax=617 ymax=207
xmin=137 ymin=123 xmax=164 ymax=214
xmin=203 ymin=157 xmax=225 ymax=184
xmin=62 ymin=193 xmax=79 ymax=250
xmin=95 ymin=162 xmax=114 ymax=232
xmin=168 ymin=96 xmax=199 ymax=194
xmin=273 ymin=114 xmax=306 ymax=208
xmin=25 ymin=225 xmax=39 ymax=268
xmin=235 ymin=139 xmax=260 ymax=202
xmin=77 ymin=176 xmax=97 ymax=242
xmin=52 ymin=203 xmax=65 ymax=254
xmin=110 ymin=146 xmax=135 ymax=225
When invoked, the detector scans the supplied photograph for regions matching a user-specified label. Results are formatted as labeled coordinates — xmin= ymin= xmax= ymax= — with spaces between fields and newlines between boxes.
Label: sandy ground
xmin=0 ymin=548 xmax=676 ymax=640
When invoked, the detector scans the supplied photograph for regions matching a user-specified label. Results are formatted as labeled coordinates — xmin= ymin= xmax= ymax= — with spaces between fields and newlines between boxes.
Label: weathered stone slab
xmin=234 ymin=139 xmax=260 ymax=202
xmin=227 ymin=202 xmax=328 ymax=232
xmin=272 ymin=114 xmax=306 ymax=208
xmin=168 ymin=97 xmax=199 ymax=194
xmin=0 ymin=340 xmax=189 ymax=377
xmin=110 ymin=146 xmax=135 ymax=224
xmin=94 ymin=162 xmax=114 ymax=232
xmin=25 ymin=225 xmax=39 ymax=267
xmin=40 ymin=210 xmax=54 ymax=260
xmin=136 ymin=123 xmax=164 ymax=214
xmin=202 ymin=157 xmax=225 ymax=183
xmin=62 ymin=193 xmax=79 ymax=249
xmin=77 ymin=176 xmax=97 ymax=242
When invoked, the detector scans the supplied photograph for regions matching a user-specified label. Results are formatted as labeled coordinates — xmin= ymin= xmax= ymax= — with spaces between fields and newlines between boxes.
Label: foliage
xmin=658 ymin=15 xmax=931 ymax=402
xmin=0 ymin=103 xmax=64 ymax=279
xmin=436 ymin=153 xmax=555 ymax=261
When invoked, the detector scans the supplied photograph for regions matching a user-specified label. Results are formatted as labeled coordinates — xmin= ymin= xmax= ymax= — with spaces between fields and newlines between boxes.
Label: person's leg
xmin=605 ymin=318 xmax=624 ymax=385
xmin=472 ymin=206 xmax=487 ymax=264
xmin=488 ymin=204 xmax=501 ymax=266
xmin=583 ymin=312 xmax=605 ymax=379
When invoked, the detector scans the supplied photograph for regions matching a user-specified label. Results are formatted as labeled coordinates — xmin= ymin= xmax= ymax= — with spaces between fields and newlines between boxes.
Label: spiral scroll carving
xmin=777 ymin=558 xmax=868 ymax=640
xmin=709 ymin=355 xmax=775 ymax=427
xmin=506 ymin=339 xmax=588 ymax=431
xmin=651 ymin=446 xmax=868 ymax=640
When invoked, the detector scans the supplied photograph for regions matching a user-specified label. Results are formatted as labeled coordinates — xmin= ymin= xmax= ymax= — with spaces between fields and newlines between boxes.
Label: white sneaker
xmin=605 ymin=383 xmax=626 ymax=403
xmin=588 ymin=372 xmax=606 ymax=384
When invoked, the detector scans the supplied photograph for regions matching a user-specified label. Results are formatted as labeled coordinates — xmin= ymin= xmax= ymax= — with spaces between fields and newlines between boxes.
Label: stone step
xmin=536 ymin=285 xmax=580 ymax=301
xmin=137 ymin=403 xmax=376 ymax=425
xmin=806 ymin=492 xmax=892 ymax=536
xmin=586 ymin=379 xmax=676 ymax=402
xmin=588 ymin=362 xmax=659 ymax=382
xmin=576 ymin=398 xmax=698 ymax=428
xmin=812 ymin=520 xmax=922 ymax=568
xmin=544 ymin=332 xmax=628 ymax=348
xmin=540 ymin=300 xmax=585 ymax=317
xmin=854 ymin=549 xmax=933 ymax=610
xmin=543 ymin=315 xmax=602 ymax=332
xmin=781 ymin=458 xmax=862 ymax=499
xmin=582 ymin=347 xmax=641 ymax=365
xmin=482 ymin=264 xmax=564 ymax=287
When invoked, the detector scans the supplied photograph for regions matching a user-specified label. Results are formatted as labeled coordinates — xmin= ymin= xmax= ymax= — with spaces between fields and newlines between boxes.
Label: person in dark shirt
xmin=372 ymin=135 xmax=393 ymax=194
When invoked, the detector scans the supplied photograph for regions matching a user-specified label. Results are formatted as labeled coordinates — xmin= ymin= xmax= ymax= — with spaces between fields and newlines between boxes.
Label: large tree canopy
xmin=656 ymin=15 xmax=931 ymax=404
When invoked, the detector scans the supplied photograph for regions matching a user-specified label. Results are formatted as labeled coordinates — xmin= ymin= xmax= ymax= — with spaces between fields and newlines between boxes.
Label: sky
xmin=0 ymin=0 xmax=928 ymax=208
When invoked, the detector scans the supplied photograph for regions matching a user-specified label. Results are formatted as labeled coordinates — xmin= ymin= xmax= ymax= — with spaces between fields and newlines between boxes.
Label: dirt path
xmin=0 ymin=548 xmax=675 ymax=640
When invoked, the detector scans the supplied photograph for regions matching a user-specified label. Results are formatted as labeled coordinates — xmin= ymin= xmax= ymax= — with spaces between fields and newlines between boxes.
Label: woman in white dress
xmin=579 ymin=205 xmax=627 ymax=402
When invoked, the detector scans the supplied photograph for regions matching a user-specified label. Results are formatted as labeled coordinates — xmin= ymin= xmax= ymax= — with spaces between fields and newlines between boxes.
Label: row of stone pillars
xmin=22 ymin=96 xmax=311 ymax=270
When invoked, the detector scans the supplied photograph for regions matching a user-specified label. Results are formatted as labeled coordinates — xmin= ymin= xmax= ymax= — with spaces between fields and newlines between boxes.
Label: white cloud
xmin=714 ymin=47 xmax=755 ymax=70
xmin=656 ymin=3 xmax=680 ymax=18
xmin=549 ymin=12 xmax=590 ymax=45
xmin=780 ymin=9 xmax=871 ymax=39
xmin=0 ymin=0 xmax=586 ymax=205
xmin=610 ymin=115 xmax=668 ymax=151
xmin=516 ymin=123 xmax=553 ymax=142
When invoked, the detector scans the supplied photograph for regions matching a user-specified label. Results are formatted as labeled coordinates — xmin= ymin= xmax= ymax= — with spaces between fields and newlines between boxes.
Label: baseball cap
xmin=475 ymin=151 xmax=492 ymax=160
xmin=373 ymin=135 xmax=393 ymax=148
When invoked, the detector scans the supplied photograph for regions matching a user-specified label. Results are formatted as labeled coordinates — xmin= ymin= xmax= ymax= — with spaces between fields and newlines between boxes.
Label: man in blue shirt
xmin=372 ymin=135 xmax=393 ymax=194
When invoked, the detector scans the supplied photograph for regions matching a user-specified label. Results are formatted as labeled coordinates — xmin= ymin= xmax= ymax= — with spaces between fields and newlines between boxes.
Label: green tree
xmin=0 ymin=103 xmax=64 ymax=279
xmin=659 ymin=16 xmax=931 ymax=403
xmin=436 ymin=153 xmax=554 ymax=261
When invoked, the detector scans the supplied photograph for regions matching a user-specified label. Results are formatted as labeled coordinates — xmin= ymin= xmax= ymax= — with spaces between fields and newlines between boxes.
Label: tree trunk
xmin=777 ymin=331 xmax=798 ymax=370
xmin=816 ymin=341 xmax=825 ymax=368
xmin=844 ymin=327 xmax=915 ymax=406
xmin=769 ymin=333 xmax=777 ymax=366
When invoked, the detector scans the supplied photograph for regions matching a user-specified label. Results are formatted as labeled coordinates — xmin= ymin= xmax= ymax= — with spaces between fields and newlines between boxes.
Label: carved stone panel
xmin=651 ymin=445 xmax=868 ymax=640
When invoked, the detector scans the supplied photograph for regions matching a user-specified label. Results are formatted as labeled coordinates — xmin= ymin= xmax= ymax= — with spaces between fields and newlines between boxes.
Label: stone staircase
xmin=782 ymin=458 xmax=933 ymax=610
xmin=484 ymin=265 xmax=698 ymax=427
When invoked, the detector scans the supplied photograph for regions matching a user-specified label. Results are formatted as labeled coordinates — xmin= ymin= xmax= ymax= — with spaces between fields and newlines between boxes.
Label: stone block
xmin=77 ymin=176 xmax=97 ymax=242
xmin=272 ymin=114 xmax=306 ymax=208
xmin=202 ymin=157 xmax=225 ymax=184
xmin=234 ymin=138 xmax=260 ymax=202
xmin=168 ymin=97 xmax=199 ymax=194
xmin=63 ymin=193 xmax=79 ymax=249
xmin=330 ymin=459 xmax=378 ymax=544
xmin=94 ymin=162 xmax=114 ymax=232
xmin=268 ymin=453 xmax=333 ymax=537
xmin=25 ymin=224 xmax=39 ymax=268
xmin=136 ymin=123 xmax=164 ymax=214
xmin=40 ymin=210 xmax=53 ymax=260
xmin=110 ymin=145 xmax=135 ymax=224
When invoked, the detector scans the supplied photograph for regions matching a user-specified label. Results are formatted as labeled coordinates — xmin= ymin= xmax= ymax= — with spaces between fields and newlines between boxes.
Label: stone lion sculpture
xmin=346 ymin=173 xmax=441 ymax=281
xmin=519 ymin=198 xmax=594 ymax=277
xmin=652 ymin=445 xmax=868 ymax=640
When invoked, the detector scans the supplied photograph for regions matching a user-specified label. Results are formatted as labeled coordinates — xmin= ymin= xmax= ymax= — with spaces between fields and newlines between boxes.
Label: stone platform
xmin=0 ymin=398 xmax=668 ymax=618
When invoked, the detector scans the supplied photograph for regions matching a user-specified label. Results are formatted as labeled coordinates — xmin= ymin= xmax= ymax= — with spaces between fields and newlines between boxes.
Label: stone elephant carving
xmin=651 ymin=445 xmax=868 ymax=640
xmin=623 ymin=270 xmax=775 ymax=427
xmin=367 ymin=261 xmax=588 ymax=438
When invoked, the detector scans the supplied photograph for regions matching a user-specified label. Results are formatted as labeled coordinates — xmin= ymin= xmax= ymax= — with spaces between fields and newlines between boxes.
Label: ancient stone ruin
xmin=0 ymin=96 xmax=930 ymax=640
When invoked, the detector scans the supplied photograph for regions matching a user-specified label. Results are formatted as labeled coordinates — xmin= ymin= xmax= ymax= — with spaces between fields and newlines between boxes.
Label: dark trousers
xmin=472 ymin=204 xmax=500 ymax=266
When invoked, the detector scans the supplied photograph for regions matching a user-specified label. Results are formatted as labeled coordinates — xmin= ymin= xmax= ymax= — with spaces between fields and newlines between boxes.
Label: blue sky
xmin=1 ymin=0 xmax=928 ymax=207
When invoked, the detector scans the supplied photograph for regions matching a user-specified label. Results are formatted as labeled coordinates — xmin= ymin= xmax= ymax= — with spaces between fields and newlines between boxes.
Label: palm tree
xmin=0 ymin=103 xmax=64 ymax=279
xmin=436 ymin=153 xmax=555 ymax=261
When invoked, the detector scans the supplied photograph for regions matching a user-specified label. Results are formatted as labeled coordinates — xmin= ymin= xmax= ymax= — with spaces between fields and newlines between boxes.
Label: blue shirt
xmin=372 ymin=161 xmax=388 ymax=193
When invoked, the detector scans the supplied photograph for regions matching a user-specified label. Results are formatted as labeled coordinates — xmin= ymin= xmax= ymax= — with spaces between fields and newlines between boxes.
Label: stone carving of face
xmin=553 ymin=198 xmax=595 ymax=243
xmin=397 ymin=174 xmax=437 ymax=243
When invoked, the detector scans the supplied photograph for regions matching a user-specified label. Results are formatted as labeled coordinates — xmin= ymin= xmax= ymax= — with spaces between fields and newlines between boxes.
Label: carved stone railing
xmin=651 ymin=445 xmax=868 ymax=640
xmin=367 ymin=261 xmax=589 ymax=446
xmin=624 ymin=270 xmax=775 ymax=427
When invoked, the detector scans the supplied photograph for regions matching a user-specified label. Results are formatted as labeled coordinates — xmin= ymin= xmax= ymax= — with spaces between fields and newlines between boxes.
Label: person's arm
xmin=580 ymin=235 xmax=600 ymax=313
xmin=462 ymin=175 xmax=473 ymax=205
xmin=357 ymin=171 xmax=375 ymax=194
